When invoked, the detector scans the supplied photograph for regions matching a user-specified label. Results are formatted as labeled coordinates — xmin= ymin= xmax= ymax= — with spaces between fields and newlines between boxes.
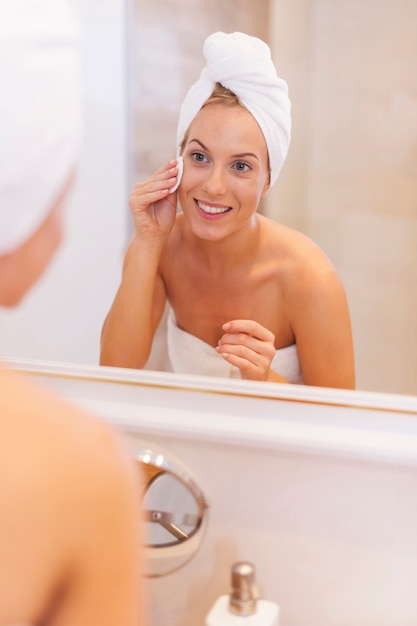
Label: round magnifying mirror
xmin=135 ymin=443 xmax=209 ymax=577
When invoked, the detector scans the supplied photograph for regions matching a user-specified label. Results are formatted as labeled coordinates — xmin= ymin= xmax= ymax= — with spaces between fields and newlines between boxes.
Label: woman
xmin=0 ymin=2 xmax=143 ymax=624
xmin=100 ymin=32 xmax=355 ymax=389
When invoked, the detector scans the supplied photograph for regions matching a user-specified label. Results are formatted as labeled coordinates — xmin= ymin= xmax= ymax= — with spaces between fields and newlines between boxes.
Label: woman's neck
xmin=183 ymin=214 xmax=262 ymax=273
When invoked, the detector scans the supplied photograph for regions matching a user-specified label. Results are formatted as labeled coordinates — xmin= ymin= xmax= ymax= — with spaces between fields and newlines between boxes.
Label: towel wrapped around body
xmin=167 ymin=309 xmax=303 ymax=384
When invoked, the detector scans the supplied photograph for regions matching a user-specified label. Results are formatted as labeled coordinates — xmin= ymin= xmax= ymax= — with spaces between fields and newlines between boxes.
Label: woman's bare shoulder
xmin=259 ymin=216 xmax=332 ymax=270
xmin=260 ymin=215 xmax=325 ymax=253
xmin=259 ymin=215 xmax=339 ymax=284
xmin=0 ymin=365 xmax=139 ymax=623
xmin=0 ymin=366 xmax=135 ymax=503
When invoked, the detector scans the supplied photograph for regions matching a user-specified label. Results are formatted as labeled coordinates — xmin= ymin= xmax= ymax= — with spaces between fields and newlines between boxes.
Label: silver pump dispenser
xmin=229 ymin=561 xmax=260 ymax=617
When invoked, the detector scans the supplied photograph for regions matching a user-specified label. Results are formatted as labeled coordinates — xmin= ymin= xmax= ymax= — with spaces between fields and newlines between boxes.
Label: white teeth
xmin=197 ymin=201 xmax=230 ymax=214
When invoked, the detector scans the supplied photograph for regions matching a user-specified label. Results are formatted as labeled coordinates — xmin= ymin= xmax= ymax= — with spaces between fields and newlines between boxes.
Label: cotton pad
xmin=169 ymin=156 xmax=183 ymax=193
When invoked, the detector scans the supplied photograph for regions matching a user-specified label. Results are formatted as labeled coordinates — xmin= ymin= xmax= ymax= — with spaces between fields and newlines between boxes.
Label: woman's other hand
xmin=217 ymin=319 xmax=286 ymax=382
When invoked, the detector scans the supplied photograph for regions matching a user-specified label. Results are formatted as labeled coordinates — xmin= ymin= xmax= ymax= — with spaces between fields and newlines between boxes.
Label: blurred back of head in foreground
xmin=0 ymin=0 xmax=82 ymax=305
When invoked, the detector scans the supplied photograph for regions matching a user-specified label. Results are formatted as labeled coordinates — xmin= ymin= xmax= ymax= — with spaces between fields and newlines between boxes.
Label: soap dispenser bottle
xmin=205 ymin=561 xmax=280 ymax=625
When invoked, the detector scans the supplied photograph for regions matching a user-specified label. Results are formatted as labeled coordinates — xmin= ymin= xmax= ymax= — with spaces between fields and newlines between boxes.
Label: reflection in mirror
xmin=136 ymin=443 xmax=209 ymax=577
xmin=130 ymin=0 xmax=270 ymax=377
xmin=144 ymin=472 xmax=200 ymax=545
xmin=129 ymin=0 xmax=417 ymax=395
xmin=0 ymin=0 xmax=415 ymax=397
xmin=101 ymin=0 xmax=355 ymax=390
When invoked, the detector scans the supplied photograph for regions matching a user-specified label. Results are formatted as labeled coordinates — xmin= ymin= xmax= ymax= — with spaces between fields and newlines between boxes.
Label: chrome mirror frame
xmin=135 ymin=443 xmax=209 ymax=577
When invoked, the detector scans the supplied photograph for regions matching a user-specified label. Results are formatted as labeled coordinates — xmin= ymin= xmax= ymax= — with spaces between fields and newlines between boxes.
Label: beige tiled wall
xmin=132 ymin=0 xmax=268 ymax=178
xmin=268 ymin=0 xmax=417 ymax=394
xmin=132 ymin=0 xmax=417 ymax=395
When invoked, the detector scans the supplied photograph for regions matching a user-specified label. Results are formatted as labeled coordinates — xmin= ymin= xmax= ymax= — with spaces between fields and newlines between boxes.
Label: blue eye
xmin=192 ymin=151 xmax=208 ymax=163
xmin=234 ymin=161 xmax=250 ymax=173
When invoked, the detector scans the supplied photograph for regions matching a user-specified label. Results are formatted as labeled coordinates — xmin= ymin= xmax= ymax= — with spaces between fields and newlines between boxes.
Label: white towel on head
xmin=0 ymin=0 xmax=82 ymax=256
xmin=176 ymin=31 xmax=291 ymax=187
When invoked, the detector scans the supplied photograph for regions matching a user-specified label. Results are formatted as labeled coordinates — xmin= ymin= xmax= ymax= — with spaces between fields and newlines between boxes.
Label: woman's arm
xmin=290 ymin=263 xmax=355 ymax=389
xmin=100 ymin=237 xmax=167 ymax=369
xmin=100 ymin=160 xmax=180 ymax=369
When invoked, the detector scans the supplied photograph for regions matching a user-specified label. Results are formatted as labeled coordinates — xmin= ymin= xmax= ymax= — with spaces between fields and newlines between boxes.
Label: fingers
xmin=129 ymin=160 xmax=181 ymax=210
xmin=216 ymin=320 xmax=276 ymax=381
xmin=220 ymin=319 xmax=275 ymax=344
xmin=127 ymin=160 xmax=181 ymax=239
xmin=218 ymin=351 xmax=266 ymax=380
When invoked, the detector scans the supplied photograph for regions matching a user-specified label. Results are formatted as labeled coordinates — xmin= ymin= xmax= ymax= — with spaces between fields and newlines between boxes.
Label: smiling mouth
xmin=196 ymin=200 xmax=232 ymax=215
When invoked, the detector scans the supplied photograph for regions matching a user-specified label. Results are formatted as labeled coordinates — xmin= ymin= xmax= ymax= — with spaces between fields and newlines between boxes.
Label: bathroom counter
xmin=7 ymin=358 xmax=417 ymax=626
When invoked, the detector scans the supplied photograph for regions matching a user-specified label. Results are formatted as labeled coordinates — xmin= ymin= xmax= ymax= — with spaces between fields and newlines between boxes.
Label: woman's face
xmin=178 ymin=103 xmax=270 ymax=242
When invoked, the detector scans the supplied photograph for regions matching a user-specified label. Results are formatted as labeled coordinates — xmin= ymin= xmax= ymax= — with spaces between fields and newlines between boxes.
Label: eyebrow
xmin=188 ymin=138 xmax=260 ymax=161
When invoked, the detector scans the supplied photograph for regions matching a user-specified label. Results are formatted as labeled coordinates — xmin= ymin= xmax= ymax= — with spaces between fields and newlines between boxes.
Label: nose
xmin=201 ymin=164 xmax=227 ymax=196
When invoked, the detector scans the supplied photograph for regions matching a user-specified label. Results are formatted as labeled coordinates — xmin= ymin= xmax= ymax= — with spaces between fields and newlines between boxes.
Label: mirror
xmin=136 ymin=442 xmax=209 ymax=577
xmin=0 ymin=0 xmax=416 ymax=398
xmin=128 ymin=0 xmax=417 ymax=396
